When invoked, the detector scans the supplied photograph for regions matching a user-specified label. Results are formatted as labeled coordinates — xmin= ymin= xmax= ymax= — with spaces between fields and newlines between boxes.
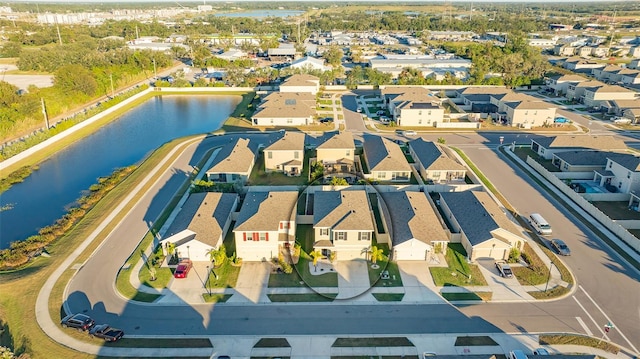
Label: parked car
xmin=379 ymin=116 xmax=389 ymax=122
xmin=376 ymin=110 xmax=385 ymax=115
xmin=320 ymin=117 xmax=333 ymax=123
xmin=533 ymin=348 xmax=550 ymax=355
xmin=61 ymin=313 xmax=95 ymax=331
xmin=551 ymin=239 xmax=571 ymax=256
xmin=174 ymin=259 xmax=193 ymax=278
xmin=495 ymin=260 xmax=513 ymax=278
xmin=356 ymin=107 xmax=362 ymax=113
xmin=89 ymin=324 xmax=124 ymax=342
xmin=403 ymin=130 xmax=417 ymax=136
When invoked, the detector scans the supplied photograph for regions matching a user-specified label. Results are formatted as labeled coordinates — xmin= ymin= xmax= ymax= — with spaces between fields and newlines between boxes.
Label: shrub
xmin=508 ymin=248 xmax=521 ymax=263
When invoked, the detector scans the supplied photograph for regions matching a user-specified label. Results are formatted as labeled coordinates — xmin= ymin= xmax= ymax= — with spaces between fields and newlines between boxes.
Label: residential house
xmin=619 ymin=69 xmax=640 ymax=85
xmin=362 ymin=135 xmax=411 ymax=182
xmin=263 ymin=131 xmax=306 ymax=176
xmin=206 ymin=137 xmax=259 ymax=184
xmin=590 ymin=46 xmax=609 ymax=58
xmin=251 ymin=92 xmax=316 ymax=126
xmin=160 ymin=192 xmax=238 ymax=262
xmin=623 ymin=108 xmax=640 ymax=124
xmin=565 ymin=80 xmax=606 ymax=101
xmin=562 ymin=57 xmax=605 ymax=73
xmin=381 ymin=87 xmax=444 ymax=127
xmin=545 ymin=74 xmax=588 ymax=96
xmin=369 ymin=56 xmax=472 ymax=80
xmin=629 ymin=59 xmax=640 ymax=70
xmin=313 ymin=190 xmax=375 ymax=260
xmin=381 ymin=191 xmax=449 ymax=261
xmin=528 ymin=38 xmax=556 ymax=48
xmin=408 ymin=138 xmax=466 ymax=183
xmin=439 ymin=191 xmax=525 ymax=261
xmin=600 ymin=99 xmax=640 ymax=116
xmin=455 ymin=87 xmax=510 ymax=113
xmin=233 ymin=191 xmax=298 ymax=261
xmin=267 ymin=43 xmax=296 ymax=59
xmin=531 ymin=135 xmax=627 ymax=160
xmin=490 ymin=92 xmax=557 ymax=127
xmin=553 ymin=44 xmax=575 ymax=57
xmin=594 ymin=154 xmax=640 ymax=194
xmin=214 ymin=49 xmax=247 ymax=61
xmin=316 ymin=131 xmax=356 ymax=178
xmin=629 ymin=46 xmax=640 ymax=58
xmin=290 ymin=56 xmax=329 ymax=72
xmin=551 ymin=151 xmax=613 ymax=173
xmin=279 ymin=74 xmax=320 ymax=95
xmin=583 ymin=85 xmax=637 ymax=108
xmin=592 ymin=65 xmax=623 ymax=82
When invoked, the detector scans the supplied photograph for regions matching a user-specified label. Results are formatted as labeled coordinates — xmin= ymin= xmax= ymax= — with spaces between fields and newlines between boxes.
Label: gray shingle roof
xmin=165 ymin=192 xmax=238 ymax=247
xmin=381 ymin=191 xmax=449 ymax=247
xmin=409 ymin=138 xmax=465 ymax=171
xmin=553 ymin=151 xmax=612 ymax=166
xmin=363 ymin=134 xmax=411 ymax=173
xmin=440 ymin=191 xmax=518 ymax=246
xmin=265 ymin=131 xmax=306 ymax=151
xmin=206 ymin=137 xmax=259 ymax=174
xmin=317 ymin=131 xmax=355 ymax=150
xmin=532 ymin=135 xmax=627 ymax=151
xmin=314 ymin=190 xmax=374 ymax=231
xmin=234 ymin=191 xmax=298 ymax=232
xmin=609 ymin=153 xmax=640 ymax=171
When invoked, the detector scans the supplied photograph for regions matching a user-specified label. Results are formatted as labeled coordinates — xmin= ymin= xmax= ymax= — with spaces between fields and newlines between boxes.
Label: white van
xmin=530 ymin=213 xmax=552 ymax=235
xmin=509 ymin=350 xmax=528 ymax=359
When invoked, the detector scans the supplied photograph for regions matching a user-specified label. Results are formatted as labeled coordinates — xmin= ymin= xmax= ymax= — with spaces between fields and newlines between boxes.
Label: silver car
xmin=551 ymin=239 xmax=571 ymax=256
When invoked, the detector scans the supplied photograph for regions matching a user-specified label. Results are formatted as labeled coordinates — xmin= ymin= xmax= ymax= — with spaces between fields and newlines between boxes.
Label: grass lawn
xmin=441 ymin=292 xmax=492 ymax=301
xmin=254 ymin=338 xmax=291 ymax=348
xmin=332 ymin=337 xmax=414 ymax=347
xmin=202 ymin=293 xmax=233 ymax=303
xmin=454 ymin=336 xmax=498 ymax=346
xmin=248 ymin=151 xmax=309 ymax=186
xmin=206 ymin=261 xmax=241 ymax=288
xmin=367 ymin=193 xmax=386 ymax=234
xmin=267 ymin=293 xmax=336 ymax=302
xmin=429 ymin=244 xmax=487 ymax=287
xmin=98 ymin=337 xmax=212 ymax=348
xmin=372 ymin=293 xmax=405 ymax=301
xmin=368 ymin=258 xmax=403 ymax=287
xmin=539 ymin=334 xmax=619 ymax=353
xmin=593 ymin=201 xmax=640 ymax=220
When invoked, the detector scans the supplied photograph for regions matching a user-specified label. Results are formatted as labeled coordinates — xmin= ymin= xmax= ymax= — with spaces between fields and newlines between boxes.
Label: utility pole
xmin=153 ymin=58 xmax=157 ymax=79
xmin=41 ymin=98 xmax=49 ymax=129
xmin=56 ymin=24 xmax=62 ymax=45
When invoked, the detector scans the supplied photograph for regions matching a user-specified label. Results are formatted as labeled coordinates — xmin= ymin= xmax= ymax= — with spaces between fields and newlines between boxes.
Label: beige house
xmin=583 ymin=85 xmax=637 ymax=108
xmin=362 ymin=135 xmax=411 ymax=182
xmin=381 ymin=191 xmax=449 ymax=261
xmin=251 ymin=92 xmax=316 ymax=127
xmin=313 ymin=190 xmax=375 ymax=260
xmin=619 ymin=69 xmax=640 ymax=85
xmin=439 ymin=191 xmax=525 ymax=261
xmin=233 ymin=191 xmax=298 ymax=261
xmin=382 ymin=87 xmax=444 ymax=127
xmin=279 ymin=74 xmax=320 ymax=95
xmin=601 ymin=99 xmax=640 ymax=116
xmin=566 ymin=80 xmax=606 ymax=101
xmin=490 ymin=92 xmax=557 ymax=127
xmin=545 ymin=74 xmax=587 ymax=96
xmin=316 ymin=132 xmax=356 ymax=178
xmin=206 ymin=137 xmax=259 ymax=184
xmin=160 ymin=192 xmax=238 ymax=262
xmin=623 ymin=108 xmax=640 ymax=124
xmin=562 ymin=57 xmax=605 ymax=72
xmin=408 ymin=138 xmax=466 ymax=183
xmin=263 ymin=131 xmax=306 ymax=176
xmin=592 ymin=65 xmax=623 ymax=82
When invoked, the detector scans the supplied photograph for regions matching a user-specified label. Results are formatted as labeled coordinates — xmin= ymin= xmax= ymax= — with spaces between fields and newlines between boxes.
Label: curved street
xmin=35 ymin=93 xmax=640 ymax=357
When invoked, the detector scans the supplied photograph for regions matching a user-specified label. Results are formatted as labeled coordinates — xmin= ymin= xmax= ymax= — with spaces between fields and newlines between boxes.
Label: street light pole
xmin=187 ymin=245 xmax=190 ymax=259
xmin=544 ymin=261 xmax=555 ymax=293
xmin=205 ymin=265 xmax=211 ymax=296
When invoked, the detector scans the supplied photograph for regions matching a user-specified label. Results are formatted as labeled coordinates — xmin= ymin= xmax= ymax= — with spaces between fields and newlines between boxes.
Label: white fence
xmin=435 ymin=121 xmax=480 ymax=129
xmin=526 ymin=155 xmax=640 ymax=253
xmin=154 ymin=87 xmax=254 ymax=93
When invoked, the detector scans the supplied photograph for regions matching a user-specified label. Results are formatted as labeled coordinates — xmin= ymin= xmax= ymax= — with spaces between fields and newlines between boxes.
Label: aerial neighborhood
xmin=1 ymin=2 xmax=640 ymax=359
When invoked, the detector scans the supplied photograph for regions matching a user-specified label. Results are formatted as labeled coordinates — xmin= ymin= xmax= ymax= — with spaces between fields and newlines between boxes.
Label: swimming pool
xmin=576 ymin=182 xmax=606 ymax=193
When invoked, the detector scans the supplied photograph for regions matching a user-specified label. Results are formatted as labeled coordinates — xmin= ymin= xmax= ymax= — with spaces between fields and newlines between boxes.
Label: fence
xmin=525 ymin=155 xmax=640 ymax=253
xmin=435 ymin=121 xmax=480 ymax=129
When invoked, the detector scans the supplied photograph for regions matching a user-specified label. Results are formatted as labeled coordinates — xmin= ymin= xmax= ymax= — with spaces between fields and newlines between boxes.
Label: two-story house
xmin=263 ymin=131 xmax=306 ymax=176
xmin=233 ymin=191 xmax=298 ymax=261
xmin=315 ymin=131 xmax=356 ymax=179
xmin=279 ymin=74 xmax=321 ymax=95
xmin=545 ymin=74 xmax=587 ymax=96
xmin=408 ymin=138 xmax=466 ymax=183
xmin=594 ymin=154 xmax=640 ymax=194
xmin=362 ymin=135 xmax=411 ymax=182
xmin=565 ymin=80 xmax=605 ymax=102
xmin=206 ymin=137 xmax=259 ymax=184
xmin=583 ymin=85 xmax=637 ymax=108
xmin=531 ymin=135 xmax=627 ymax=160
xmin=381 ymin=87 xmax=445 ymax=127
xmin=251 ymin=92 xmax=316 ymax=127
xmin=313 ymin=190 xmax=375 ymax=260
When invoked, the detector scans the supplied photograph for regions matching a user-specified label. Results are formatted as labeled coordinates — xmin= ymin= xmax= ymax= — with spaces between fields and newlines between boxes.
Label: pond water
xmin=0 ymin=95 xmax=241 ymax=248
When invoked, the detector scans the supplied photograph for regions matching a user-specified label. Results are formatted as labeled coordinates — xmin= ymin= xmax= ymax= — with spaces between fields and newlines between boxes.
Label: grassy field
xmin=441 ymin=292 xmax=492 ymax=301
xmin=539 ymin=334 xmax=619 ymax=353
xmin=267 ymin=293 xmax=336 ymax=302
xmin=429 ymin=244 xmax=487 ymax=287
xmin=371 ymin=293 xmax=405 ymax=301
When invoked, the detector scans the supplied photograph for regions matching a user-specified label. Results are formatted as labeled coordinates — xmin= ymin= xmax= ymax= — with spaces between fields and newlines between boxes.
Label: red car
xmin=174 ymin=259 xmax=192 ymax=278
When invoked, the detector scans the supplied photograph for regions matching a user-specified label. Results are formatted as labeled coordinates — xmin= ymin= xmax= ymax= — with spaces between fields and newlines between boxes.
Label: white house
xmin=251 ymin=92 xmax=316 ymax=127
xmin=594 ymin=154 xmax=640 ymax=194
xmin=279 ymin=74 xmax=320 ymax=95
xmin=290 ymin=56 xmax=329 ymax=72
xmin=160 ymin=192 xmax=238 ymax=262
xmin=233 ymin=191 xmax=298 ymax=261
xmin=530 ymin=135 xmax=627 ymax=160
xmin=313 ymin=190 xmax=375 ymax=260
xmin=381 ymin=191 xmax=449 ymax=261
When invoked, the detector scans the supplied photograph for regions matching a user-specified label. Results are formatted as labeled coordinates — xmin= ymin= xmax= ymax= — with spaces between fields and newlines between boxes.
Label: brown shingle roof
xmin=206 ymin=138 xmax=258 ymax=174
xmin=381 ymin=191 xmax=449 ymax=246
xmin=314 ymin=190 xmax=374 ymax=231
xmin=280 ymin=73 xmax=320 ymax=87
xmin=234 ymin=191 xmax=298 ymax=232
xmin=317 ymin=131 xmax=355 ymax=150
xmin=265 ymin=131 xmax=306 ymax=151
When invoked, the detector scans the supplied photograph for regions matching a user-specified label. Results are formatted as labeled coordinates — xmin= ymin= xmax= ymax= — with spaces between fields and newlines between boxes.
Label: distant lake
xmin=0 ymin=95 xmax=240 ymax=249
xmin=214 ymin=10 xmax=304 ymax=19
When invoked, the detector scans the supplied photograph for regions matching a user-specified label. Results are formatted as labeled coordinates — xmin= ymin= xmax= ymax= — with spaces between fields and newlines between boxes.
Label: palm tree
xmin=368 ymin=246 xmax=386 ymax=268
xmin=166 ymin=242 xmax=176 ymax=261
xmin=309 ymin=249 xmax=323 ymax=272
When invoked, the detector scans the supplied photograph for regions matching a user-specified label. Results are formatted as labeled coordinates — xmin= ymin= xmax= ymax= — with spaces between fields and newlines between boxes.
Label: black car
xmin=89 ymin=324 xmax=125 ymax=342
xmin=61 ymin=313 xmax=95 ymax=331
xmin=320 ymin=117 xmax=333 ymax=123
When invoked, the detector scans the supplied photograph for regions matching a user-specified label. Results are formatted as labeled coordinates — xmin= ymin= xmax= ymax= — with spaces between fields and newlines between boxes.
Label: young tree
xmin=330 ymin=177 xmax=348 ymax=186
xmin=368 ymin=246 xmax=386 ymax=267
xmin=322 ymin=46 xmax=344 ymax=67
xmin=309 ymin=249 xmax=323 ymax=272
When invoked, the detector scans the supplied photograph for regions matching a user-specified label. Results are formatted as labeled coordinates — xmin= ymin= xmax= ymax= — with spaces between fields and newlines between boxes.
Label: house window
xmin=377 ymin=172 xmax=386 ymax=179
xmin=563 ymin=163 xmax=568 ymax=170
xmin=294 ymin=151 xmax=299 ymax=159
xmin=270 ymin=119 xmax=274 ymax=124
xmin=358 ymin=232 xmax=370 ymax=241
xmin=428 ymin=110 xmax=431 ymax=115
xmin=287 ymin=119 xmax=293 ymax=124
xmin=418 ymin=111 xmax=422 ymax=115
xmin=320 ymin=228 xmax=329 ymax=236
xmin=628 ymin=171 xmax=631 ymax=179
xmin=335 ymin=231 xmax=346 ymax=241
xmin=608 ymin=162 xmax=612 ymax=168
xmin=268 ymin=152 xmax=273 ymax=159
xmin=259 ymin=232 xmax=267 ymax=241
xmin=432 ymin=171 xmax=440 ymax=178
xmin=418 ymin=119 xmax=422 ymax=124
xmin=346 ymin=150 xmax=351 ymax=156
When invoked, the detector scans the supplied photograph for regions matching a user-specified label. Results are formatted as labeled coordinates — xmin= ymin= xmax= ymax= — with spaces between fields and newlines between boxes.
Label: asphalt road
xmin=62 ymin=99 xmax=640 ymax=352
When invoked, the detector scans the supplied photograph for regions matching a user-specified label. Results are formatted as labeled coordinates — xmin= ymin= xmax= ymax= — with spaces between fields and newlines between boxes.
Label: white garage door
xmin=394 ymin=248 xmax=427 ymax=261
